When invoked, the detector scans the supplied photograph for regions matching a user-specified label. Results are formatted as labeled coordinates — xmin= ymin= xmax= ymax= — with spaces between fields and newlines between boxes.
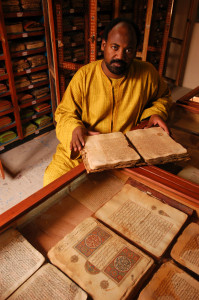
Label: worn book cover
xmin=0 ymin=228 xmax=45 ymax=300
xmin=171 ymin=222 xmax=199 ymax=275
xmin=48 ymin=217 xmax=154 ymax=300
xmin=8 ymin=263 xmax=87 ymax=300
xmin=95 ymin=183 xmax=188 ymax=259
xmin=138 ymin=261 xmax=199 ymax=299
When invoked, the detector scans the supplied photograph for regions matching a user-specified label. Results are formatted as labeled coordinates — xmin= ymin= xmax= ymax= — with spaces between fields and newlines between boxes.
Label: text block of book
xmin=126 ymin=127 xmax=188 ymax=164
xmin=81 ymin=132 xmax=141 ymax=173
xmin=8 ymin=263 xmax=87 ymax=300
xmin=138 ymin=261 xmax=199 ymax=300
xmin=48 ymin=217 xmax=154 ymax=300
xmin=171 ymin=222 xmax=199 ymax=275
xmin=95 ymin=183 xmax=188 ymax=258
xmin=0 ymin=228 xmax=45 ymax=300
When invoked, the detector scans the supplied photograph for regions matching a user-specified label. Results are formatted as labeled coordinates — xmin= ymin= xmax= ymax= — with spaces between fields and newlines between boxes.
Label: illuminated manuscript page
xmin=138 ymin=261 xmax=199 ymax=300
xmin=0 ymin=228 xmax=45 ymax=300
xmin=95 ymin=184 xmax=187 ymax=258
xmin=8 ymin=264 xmax=87 ymax=300
xmin=48 ymin=217 xmax=153 ymax=300
xmin=171 ymin=222 xmax=199 ymax=275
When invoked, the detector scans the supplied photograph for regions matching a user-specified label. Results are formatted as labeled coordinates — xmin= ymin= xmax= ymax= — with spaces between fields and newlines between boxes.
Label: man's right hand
xmin=70 ymin=126 xmax=100 ymax=153
xmin=70 ymin=126 xmax=87 ymax=152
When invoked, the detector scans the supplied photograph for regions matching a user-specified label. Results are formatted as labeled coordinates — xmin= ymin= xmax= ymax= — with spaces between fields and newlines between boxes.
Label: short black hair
xmin=102 ymin=17 xmax=141 ymax=48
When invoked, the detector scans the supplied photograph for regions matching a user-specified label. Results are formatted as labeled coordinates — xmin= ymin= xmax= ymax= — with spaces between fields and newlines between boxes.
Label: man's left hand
xmin=144 ymin=114 xmax=170 ymax=135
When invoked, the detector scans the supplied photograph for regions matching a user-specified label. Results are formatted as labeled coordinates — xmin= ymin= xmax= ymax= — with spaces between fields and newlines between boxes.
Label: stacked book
xmin=20 ymin=108 xmax=34 ymax=119
xmin=30 ymin=72 xmax=48 ymax=83
xmin=0 ymin=116 xmax=12 ymax=128
xmin=18 ymin=93 xmax=34 ymax=104
xmin=23 ymin=21 xmax=44 ymax=32
xmin=22 ymin=122 xmax=37 ymax=135
xmin=33 ymin=102 xmax=51 ymax=112
xmin=0 ymin=100 xmax=12 ymax=112
xmin=13 ymin=59 xmax=30 ymax=73
xmin=15 ymin=76 xmax=30 ymax=89
xmin=2 ymin=0 xmax=21 ymax=12
xmin=0 ymin=83 xmax=8 ymax=93
xmin=34 ymin=114 xmax=52 ymax=127
xmin=6 ymin=22 xmax=23 ymax=34
xmin=27 ymin=55 xmax=47 ymax=68
xmin=31 ymin=86 xmax=49 ymax=99
xmin=0 ymin=130 xmax=17 ymax=144
xmin=20 ymin=0 xmax=41 ymax=11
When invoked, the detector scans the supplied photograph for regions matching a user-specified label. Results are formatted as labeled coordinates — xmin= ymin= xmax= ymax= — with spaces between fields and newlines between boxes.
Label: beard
xmin=105 ymin=59 xmax=128 ymax=75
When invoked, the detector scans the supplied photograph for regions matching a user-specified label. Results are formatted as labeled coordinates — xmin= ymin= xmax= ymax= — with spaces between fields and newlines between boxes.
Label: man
xmin=43 ymin=18 xmax=172 ymax=186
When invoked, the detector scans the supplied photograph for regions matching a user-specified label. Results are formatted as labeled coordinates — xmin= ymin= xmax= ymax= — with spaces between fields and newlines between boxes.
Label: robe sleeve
xmin=140 ymin=64 xmax=173 ymax=121
xmin=55 ymin=69 xmax=85 ymax=157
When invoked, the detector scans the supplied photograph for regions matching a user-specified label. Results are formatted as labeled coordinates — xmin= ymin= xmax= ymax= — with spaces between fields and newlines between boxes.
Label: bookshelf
xmin=0 ymin=0 xmax=56 ymax=151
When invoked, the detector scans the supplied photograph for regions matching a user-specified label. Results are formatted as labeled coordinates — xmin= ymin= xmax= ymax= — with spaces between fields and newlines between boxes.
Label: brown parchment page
xmin=171 ymin=222 xmax=199 ymax=275
xmin=138 ymin=261 xmax=199 ymax=300
xmin=0 ymin=228 xmax=45 ymax=300
xmin=8 ymin=263 xmax=87 ymax=300
xmin=48 ymin=217 xmax=153 ymax=300
xmin=95 ymin=184 xmax=188 ymax=258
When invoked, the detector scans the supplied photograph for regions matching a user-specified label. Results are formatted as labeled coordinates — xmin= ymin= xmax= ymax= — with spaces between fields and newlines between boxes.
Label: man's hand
xmin=70 ymin=126 xmax=100 ymax=152
xmin=144 ymin=114 xmax=170 ymax=134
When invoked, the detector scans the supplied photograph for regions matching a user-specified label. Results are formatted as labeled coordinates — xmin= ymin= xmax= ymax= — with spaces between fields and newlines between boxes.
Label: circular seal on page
xmin=114 ymin=256 xmax=131 ymax=272
xmin=100 ymin=280 xmax=109 ymax=289
xmin=71 ymin=255 xmax=79 ymax=263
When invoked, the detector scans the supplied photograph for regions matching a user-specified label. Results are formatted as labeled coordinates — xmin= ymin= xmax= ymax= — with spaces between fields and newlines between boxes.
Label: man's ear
xmin=101 ymin=39 xmax=106 ymax=51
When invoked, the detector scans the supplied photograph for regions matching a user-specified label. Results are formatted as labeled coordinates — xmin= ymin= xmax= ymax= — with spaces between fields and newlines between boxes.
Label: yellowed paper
xmin=95 ymin=184 xmax=187 ymax=258
xmin=171 ymin=222 xmax=199 ymax=275
xmin=0 ymin=228 xmax=45 ymax=300
xmin=138 ymin=261 xmax=199 ymax=300
xmin=8 ymin=263 xmax=87 ymax=300
xmin=48 ymin=217 xmax=153 ymax=300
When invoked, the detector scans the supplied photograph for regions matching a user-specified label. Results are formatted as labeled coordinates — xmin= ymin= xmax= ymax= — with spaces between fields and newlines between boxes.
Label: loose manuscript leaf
xmin=171 ymin=222 xmax=199 ymax=275
xmin=95 ymin=184 xmax=188 ymax=258
xmin=0 ymin=228 xmax=45 ymax=300
xmin=47 ymin=217 xmax=154 ymax=300
xmin=138 ymin=261 xmax=199 ymax=300
xmin=8 ymin=263 xmax=87 ymax=300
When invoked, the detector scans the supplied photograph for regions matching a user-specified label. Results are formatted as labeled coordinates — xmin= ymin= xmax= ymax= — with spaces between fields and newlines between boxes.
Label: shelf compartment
xmin=0 ymin=122 xmax=16 ymax=133
xmin=21 ymin=108 xmax=52 ymax=124
xmin=11 ymin=47 xmax=46 ymax=58
xmin=19 ymin=95 xmax=51 ymax=109
xmin=3 ymin=11 xmax=43 ymax=18
xmin=0 ymin=90 xmax=11 ymax=98
xmin=16 ymin=80 xmax=49 ymax=93
xmin=0 ymin=108 xmax=14 ymax=117
xmin=7 ymin=30 xmax=45 ymax=40
xmin=14 ymin=64 xmax=48 ymax=77
xmin=0 ymin=74 xmax=8 ymax=81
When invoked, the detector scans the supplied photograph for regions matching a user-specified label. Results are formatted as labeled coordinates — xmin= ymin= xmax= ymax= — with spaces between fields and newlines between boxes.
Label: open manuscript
xmin=0 ymin=228 xmax=87 ymax=300
xmin=138 ymin=261 xmax=199 ymax=300
xmin=95 ymin=183 xmax=188 ymax=259
xmin=81 ymin=127 xmax=188 ymax=173
xmin=171 ymin=222 xmax=199 ymax=276
xmin=48 ymin=217 xmax=154 ymax=300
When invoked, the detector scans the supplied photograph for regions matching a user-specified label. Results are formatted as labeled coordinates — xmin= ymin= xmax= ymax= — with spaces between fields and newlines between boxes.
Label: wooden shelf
xmin=0 ymin=74 xmax=8 ymax=81
xmin=21 ymin=108 xmax=52 ymax=124
xmin=0 ymin=90 xmax=11 ymax=98
xmin=16 ymin=80 xmax=49 ymax=93
xmin=3 ymin=11 xmax=43 ymax=18
xmin=7 ymin=30 xmax=45 ymax=40
xmin=14 ymin=64 xmax=48 ymax=77
xmin=19 ymin=95 xmax=51 ymax=109
xmin=0 ymin=122 xmax=16 ymax=133
xmin=0 ymin=108 xmax=14 ymax=117
xmin=11 ymin=47 xmax=46 ymax=58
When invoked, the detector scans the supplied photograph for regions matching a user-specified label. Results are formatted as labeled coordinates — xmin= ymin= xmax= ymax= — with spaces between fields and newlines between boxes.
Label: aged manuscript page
xmin=0 ymin=228 xmax=45 ymax=300
xmin=48 ymin=217 xmax=153 ymax=300
xmin=81 ymin=132 xmax=141 ymax=173
xmin=8 ymin=264 xmax=87 ymax=300
xmin=95 ymin=184 xmax=188 ymax=258
xmin=171 ymin=222 xmax=199 ymax=275
xmin=138 ymin=261 xmax=199 ymax=300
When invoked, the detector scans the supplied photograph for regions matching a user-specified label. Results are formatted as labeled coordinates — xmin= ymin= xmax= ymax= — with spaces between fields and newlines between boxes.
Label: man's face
xmin=101 ymin=22 xmax=137 ymax=77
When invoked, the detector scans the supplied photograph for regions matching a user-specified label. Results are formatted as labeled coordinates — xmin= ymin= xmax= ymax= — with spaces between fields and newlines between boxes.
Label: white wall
xmin=182 ymin=23 xmax=199 ymax=89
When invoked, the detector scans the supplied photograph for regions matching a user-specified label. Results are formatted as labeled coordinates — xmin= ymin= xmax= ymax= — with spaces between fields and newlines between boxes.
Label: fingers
xmin=144 ymin=115 xmax=170 ymax=135
xmin=70 ymin=126 xmax=86 ymax=152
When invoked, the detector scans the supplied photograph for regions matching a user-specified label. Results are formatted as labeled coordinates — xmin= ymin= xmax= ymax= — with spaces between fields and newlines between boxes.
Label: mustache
xmin=110 ymin=59 xmax=127 ymax=66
